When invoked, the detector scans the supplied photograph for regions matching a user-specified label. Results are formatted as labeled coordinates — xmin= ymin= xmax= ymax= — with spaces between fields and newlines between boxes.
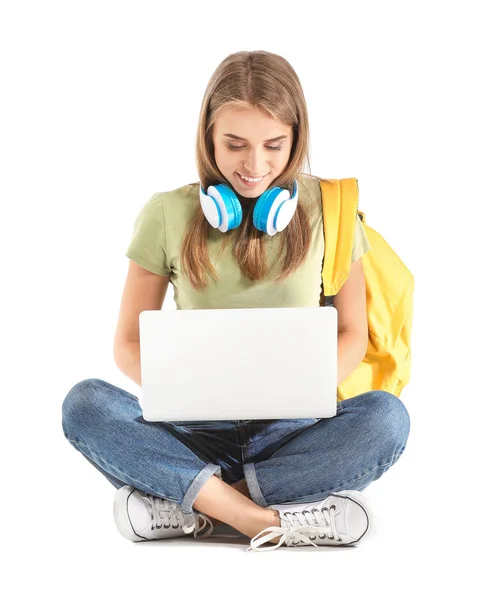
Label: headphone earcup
xmin=199 ymin=183 xmax=242 ymax=232
xmin=253 ymin=180 xmax=298 ymax=236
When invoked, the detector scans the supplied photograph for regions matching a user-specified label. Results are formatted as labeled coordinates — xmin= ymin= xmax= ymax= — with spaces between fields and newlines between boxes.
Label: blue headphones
xmin=199 ymin=179 xmax=299 ymax=236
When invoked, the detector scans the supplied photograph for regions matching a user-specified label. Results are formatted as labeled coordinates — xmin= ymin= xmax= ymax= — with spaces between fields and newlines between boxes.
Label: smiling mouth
xmin=237 ymin=172 xmax=267 ymax=179
xmin=235 ymin=172 xmax=269 ymax=184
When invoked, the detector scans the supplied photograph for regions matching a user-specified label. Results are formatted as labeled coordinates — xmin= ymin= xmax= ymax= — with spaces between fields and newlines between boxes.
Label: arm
xmin=333 ymin=256 xmax=369 ymax=386
xmin=115 ymin=341 xmax=142 ymax=387
xmin=337 ymin=330 xmax=367 ymax=386
xmin=113 ymin=260 xmax=170 ymax=388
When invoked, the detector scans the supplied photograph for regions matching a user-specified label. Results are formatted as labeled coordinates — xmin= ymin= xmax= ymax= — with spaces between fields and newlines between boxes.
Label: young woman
xmin=61 ymin=50 xmax=410 ymax=552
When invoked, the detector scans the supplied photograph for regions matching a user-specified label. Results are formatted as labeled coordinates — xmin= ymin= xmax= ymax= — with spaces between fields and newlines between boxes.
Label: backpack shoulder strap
xmin=320 ymin=178 xmax=359 ymax=298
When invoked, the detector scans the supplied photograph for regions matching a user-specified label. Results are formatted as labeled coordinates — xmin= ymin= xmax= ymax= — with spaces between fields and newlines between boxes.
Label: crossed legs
xmin=192 ymin=476 xmax=280 ymax=541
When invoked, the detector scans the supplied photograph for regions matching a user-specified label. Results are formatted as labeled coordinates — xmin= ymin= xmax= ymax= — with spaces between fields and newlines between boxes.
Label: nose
xmin=243 ymin=148 xmax=267 ymax=175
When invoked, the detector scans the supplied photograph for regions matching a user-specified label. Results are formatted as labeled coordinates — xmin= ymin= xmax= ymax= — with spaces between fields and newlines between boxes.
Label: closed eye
xmin=228 ymin=144 xmax=283 ymax=152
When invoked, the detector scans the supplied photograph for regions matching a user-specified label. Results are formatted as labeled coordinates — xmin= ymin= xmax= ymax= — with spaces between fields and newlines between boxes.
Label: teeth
xmin=239 ymin=173 xmax=264 ymax=182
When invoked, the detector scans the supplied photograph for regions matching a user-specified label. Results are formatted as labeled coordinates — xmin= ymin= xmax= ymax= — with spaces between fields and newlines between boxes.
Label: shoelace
xmin=246 ymin=505 xmax=341 ymax=552
xmin=143 ymin=493 xmax=213 ymax=537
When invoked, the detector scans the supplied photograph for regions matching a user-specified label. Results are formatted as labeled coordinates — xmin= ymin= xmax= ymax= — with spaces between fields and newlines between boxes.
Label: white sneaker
xmin=113 ymin=485 xmax=214 ymax=542
xmin=246 ymin=490 xmax=373 ymax=552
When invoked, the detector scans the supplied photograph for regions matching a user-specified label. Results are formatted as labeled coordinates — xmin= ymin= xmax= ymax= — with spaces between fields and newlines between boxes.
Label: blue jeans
xmin=61 ymin=378 xmax=410 ymax=516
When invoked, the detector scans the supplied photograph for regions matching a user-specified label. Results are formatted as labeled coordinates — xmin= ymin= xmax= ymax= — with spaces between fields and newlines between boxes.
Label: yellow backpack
xmin=318 ymin=178 xmax=414 ymax=401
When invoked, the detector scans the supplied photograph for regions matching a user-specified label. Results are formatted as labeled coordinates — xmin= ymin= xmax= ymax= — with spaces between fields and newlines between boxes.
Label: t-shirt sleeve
xmin=125 ymin=192 xmax=172 ymax=276
xmin=351 ymin=214 xmax=371 ymax=262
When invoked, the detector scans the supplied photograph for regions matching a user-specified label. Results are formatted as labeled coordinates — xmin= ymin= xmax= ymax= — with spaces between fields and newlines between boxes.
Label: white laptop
xmin=139 ymin=306 xmax=338 ymax=422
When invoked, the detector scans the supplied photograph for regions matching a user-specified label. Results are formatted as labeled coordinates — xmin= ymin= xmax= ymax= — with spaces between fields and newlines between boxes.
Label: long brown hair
xmin=181 ymin=50 xmax=317 ymax=291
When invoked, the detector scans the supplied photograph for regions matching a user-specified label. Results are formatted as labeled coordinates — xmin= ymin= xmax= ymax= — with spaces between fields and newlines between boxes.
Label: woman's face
xmin=211 ymin=104 xmax=293 ymax=201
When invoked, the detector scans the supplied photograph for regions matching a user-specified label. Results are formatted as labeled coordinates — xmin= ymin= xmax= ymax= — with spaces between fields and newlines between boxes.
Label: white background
xmin=2 ymin=0 xmax=477 ymax=597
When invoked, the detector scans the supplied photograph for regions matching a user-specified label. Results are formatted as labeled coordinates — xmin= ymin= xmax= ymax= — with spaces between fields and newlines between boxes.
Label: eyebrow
xmin=223 ymin=133 xmax=288 ymax=143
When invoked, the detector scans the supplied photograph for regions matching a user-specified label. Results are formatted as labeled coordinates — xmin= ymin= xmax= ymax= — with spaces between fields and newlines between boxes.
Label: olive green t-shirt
xmin=125 ymin=173 xmax=371 ymax=309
